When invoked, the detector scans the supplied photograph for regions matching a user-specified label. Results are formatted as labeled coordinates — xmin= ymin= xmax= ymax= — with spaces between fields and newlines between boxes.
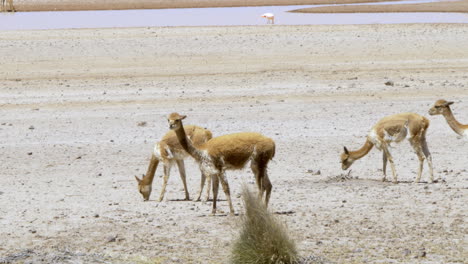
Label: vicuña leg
xmin=382 ymin=151 xmax=388 ymax=181
xmin=158 ymin=162 xmax=172 ymax=202
xmin=262 ymin=172 xmax=272 ymax=206
xmin=175 ymin=159 xmax=190 ymax=200
xmin=251 ymin=155 xmax=273 ymax=206
xmin=409 ymin=137 xmax=426 ymax=183
xmin=220 ymin=171 xmax=235 ymax=215
xmin=195 ymin=172 xmax=211 ymax=202
xmin=250 ymin=160 xmax=263 ymax=200
xmin=382 ymin=145 xmax=398 ymax=183
xmin=211 ymin=173 xmax=220 ymax=214
xmin=212 ymin=171 xmax=234 ymax=215
xmin=421 ymin=137 xmax=434 ymax=183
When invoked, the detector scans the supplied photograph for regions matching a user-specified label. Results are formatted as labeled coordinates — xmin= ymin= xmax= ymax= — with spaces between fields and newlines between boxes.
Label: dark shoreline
xmin=8 ymin=0 xmax=398 ymax=12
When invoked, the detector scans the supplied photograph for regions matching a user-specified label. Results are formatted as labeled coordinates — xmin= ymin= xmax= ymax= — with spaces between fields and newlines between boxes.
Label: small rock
xmin=307 ymin=169 xmax=321 ymax=175
xmin=403 ymin=249 xmax=411 ymax=257
xmin=385 ymin=81 xmax=394 ymax=86
xmin=106 ymin=235 xmax=117 ymax=243
xmin=27 ymin=152 xmax=33 ymax=155
xmin=94 ymin=214 xmax=99 ymax=218
xmin=28 ymin=126 xmax=35 ymax=130
xmin=415 ymin=248 xmax=426 ymax=258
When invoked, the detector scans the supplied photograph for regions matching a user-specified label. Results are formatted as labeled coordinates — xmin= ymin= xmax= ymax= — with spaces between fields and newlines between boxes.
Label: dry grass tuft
xmin=230 ymin=185 xmax=298 ymax=264
xmin=325 ymin=170 xmax=358 ymax=183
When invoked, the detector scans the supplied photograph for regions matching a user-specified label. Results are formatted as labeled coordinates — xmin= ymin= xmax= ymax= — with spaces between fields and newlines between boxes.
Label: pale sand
xmin=1 ymin=24 xmax=467 ymax=263
xmin=292 ymin=0 xmax=468 ymax=13
xmin=12 ymin=0 xmax=397 ymax=12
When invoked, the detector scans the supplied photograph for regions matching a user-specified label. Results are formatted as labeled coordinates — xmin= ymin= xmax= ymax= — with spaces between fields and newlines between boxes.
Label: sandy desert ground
xmin=0 ymin=23 xmax=467 ymax=263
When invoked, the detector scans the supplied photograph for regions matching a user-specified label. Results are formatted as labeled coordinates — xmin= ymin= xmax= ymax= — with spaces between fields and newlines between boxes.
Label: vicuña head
xmin=168 ymin=112 xmax=275 ymax=215
xmin=168 ymin=113 xmax=186 ymax=130
xmin=428 ymin=99 xmax=467 ymax=138
xmin=428 ymin=99 xmax=453 ymax=116
xmin=340 ymin=147 xmax=355 ymax=170
xmin=136 ymin=178 xmax=152 ymax=201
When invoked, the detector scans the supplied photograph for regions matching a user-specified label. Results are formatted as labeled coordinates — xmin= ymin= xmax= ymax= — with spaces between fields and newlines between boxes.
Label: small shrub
xmin=230 ymin=185 xmax=298 ymax=264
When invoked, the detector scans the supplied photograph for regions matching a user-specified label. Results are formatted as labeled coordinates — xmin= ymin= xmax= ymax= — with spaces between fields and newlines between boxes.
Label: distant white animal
xmin=261 ymin=13 xmax=274 ymax=24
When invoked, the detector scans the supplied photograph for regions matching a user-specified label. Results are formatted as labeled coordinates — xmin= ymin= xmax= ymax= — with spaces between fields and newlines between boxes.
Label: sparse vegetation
xmin=230 ymin=185 xmax=298 ymax=264
xmin=325 ymin=170 xmax=358 ymax=183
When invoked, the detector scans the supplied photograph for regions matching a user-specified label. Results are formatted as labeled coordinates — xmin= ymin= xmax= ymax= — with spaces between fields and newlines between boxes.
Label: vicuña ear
xmin=343 ymin=147 xmax=349 ymax=155
xmin=181 ymin=115 xmax=187 ymax=120
xmin=445 ymin=101 xmax=454 ymax=106
xmin=135 ymin=175 xmax=142 ymax=183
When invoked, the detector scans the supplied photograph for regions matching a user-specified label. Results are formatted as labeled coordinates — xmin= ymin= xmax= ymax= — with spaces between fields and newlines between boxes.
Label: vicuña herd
xmin=136 ymin=99 xmax=465 ymax=215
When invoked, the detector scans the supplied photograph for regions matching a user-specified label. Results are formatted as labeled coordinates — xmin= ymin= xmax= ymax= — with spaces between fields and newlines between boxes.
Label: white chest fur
xmin=368 ymin=129 xmax=382 ymax=149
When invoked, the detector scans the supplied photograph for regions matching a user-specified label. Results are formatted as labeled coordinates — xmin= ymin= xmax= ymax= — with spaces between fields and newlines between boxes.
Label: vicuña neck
xmin=442 ymin=108 xmax=467 ymax=136
xmin=349 ymin=139 xmax=374 ymax=160
xmin=174 ymin=123 xmax=205 ymax=161
xmin=142 ymin=155 xmax=158 ymax=185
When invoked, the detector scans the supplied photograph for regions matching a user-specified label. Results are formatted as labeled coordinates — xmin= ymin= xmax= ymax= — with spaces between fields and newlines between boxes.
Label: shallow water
xmin=1 ymin=0 xmax=467 ymax=30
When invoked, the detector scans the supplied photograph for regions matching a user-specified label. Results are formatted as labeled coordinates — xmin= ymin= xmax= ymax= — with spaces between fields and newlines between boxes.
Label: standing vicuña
xmin=428 ymin=99 xmax=467 ymax=139
xmin=135 ymin=125 xmax=213 ymax=202
xmin=168 ymin=113 xmax=275 ymax=215
xmin=341 ymin=112 xmax=434 ymax=183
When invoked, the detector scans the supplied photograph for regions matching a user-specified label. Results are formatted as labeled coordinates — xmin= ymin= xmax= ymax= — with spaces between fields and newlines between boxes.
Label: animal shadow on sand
xmin=168 ymin=198 xmax=227 ymax=202
xmin=324 ymin=171 xmax=441 ymax=185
